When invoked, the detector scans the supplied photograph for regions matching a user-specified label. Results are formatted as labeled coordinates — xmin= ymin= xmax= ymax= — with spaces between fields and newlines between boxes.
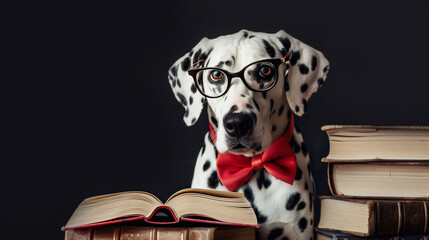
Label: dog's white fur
xmin=168 ymin=30 xmax=329 ymax=240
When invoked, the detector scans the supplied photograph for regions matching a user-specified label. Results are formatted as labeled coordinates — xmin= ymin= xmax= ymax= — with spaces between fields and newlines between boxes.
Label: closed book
xmin=321 ymin=125 xmax=429 ymax=162
xmin=65 ymin=226 xmax=255 ymax=240
xmin=316 ymin=229 xmax=429 ymax=240
xmin=317 ymin=196 xmax=429 ymax=237
xmin=327 ymin=162 xmax=429 ymax=199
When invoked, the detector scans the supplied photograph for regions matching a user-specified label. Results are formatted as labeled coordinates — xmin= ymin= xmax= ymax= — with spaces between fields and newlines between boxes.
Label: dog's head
xmin=168 ymin=30 xmax=329 ymax=157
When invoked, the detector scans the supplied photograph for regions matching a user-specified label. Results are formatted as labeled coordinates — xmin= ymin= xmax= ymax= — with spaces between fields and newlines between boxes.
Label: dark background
xmin=5 ymin=1 xmax=429 ymax=239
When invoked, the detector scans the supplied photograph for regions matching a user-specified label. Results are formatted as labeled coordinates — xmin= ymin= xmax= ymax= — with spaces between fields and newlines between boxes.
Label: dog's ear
xmin=168 ymin=37 xmax=213 ymax=126
xmin=273 ymin=30 xmax=330 ymax=116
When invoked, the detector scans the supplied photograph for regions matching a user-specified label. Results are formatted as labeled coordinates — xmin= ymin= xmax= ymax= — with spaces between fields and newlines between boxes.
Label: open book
xmin=63 ymin=188 xmax=258 ymax=230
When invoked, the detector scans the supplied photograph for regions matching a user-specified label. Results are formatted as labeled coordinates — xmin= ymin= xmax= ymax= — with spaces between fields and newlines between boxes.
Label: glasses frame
xmin=187 ymin=52 xmax=292 ymax=98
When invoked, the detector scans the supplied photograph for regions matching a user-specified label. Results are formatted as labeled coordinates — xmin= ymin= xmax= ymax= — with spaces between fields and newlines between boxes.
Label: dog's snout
xmin=223 ymin=113 xmax=253 ymax=138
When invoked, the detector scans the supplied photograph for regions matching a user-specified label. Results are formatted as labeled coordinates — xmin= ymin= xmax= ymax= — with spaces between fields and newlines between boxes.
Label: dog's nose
xmin=223 ymin=113 xmax=253 ymax=138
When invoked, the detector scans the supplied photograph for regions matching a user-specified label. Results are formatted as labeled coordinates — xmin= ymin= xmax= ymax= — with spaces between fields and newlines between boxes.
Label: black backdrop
xmin=5 ymin=1 xmax=429 ymax=239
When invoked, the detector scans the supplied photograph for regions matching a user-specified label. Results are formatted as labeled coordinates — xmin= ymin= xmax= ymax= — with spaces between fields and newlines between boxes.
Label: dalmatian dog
xmin=168 ymin=30 xmax=329 ymax=240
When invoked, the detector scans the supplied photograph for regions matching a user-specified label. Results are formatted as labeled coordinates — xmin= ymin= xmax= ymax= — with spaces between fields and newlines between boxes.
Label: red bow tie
xmin=209 ymin=114 xmax=297 ymax=191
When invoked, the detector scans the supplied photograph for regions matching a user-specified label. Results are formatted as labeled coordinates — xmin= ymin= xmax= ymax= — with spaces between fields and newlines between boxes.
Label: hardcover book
xmin=65 ymin=226 xmax=256 ymax=240
xmin=321 ymin=125 xmax=429 ymax=162
xmin=63 ymin=188 xmax=258 ymax=230
xmin=316 ymin=229 xmax=429 ymax=240
xmin=317 ymin=196 xmax=429 ymax=237
xmin=327 ymin=162 xmax=429 ymax=198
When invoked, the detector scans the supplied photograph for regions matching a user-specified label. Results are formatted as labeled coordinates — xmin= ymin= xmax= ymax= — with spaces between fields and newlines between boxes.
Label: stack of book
xmin=62 ymin=188 xmax=258 ymax=240
xmin=316 ymin=125 xmax=429 ymax=240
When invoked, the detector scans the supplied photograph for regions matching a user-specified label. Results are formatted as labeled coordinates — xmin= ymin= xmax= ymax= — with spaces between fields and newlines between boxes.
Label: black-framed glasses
xmin=188 ymin=52 xmax=292 ymax=98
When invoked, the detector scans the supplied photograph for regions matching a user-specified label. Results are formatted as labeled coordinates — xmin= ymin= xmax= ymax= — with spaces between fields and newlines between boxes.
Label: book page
xmin=65 ymin=191 xmax=162 ymax=228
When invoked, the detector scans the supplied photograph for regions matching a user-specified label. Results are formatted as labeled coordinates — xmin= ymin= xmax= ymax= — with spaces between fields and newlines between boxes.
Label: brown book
xmin=65 ymin=226 xmax=256 ymax=240
xmin=317 ymin=196 xmax=429 ymax=237
xmin=327 ymin=162 xmax=429 ymax=198
xmin=63 ymin=188 xmax=257 ymax=230
xmin=315 ymin=229 xmax=429 ymax=240
xmin=321 ymin=125 xmax=429 ymax=162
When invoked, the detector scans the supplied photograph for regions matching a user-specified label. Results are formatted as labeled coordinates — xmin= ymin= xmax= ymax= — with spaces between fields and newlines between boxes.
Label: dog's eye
xmin=210 ymin=70 xmax=224 ymax=81
xmin=259 ymin=65 xmax=273 ymax=77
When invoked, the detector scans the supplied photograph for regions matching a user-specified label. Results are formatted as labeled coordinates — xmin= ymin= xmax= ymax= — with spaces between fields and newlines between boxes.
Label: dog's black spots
xmin=207 ymin=170 xmax=219 ymax=189
xmin=323 ymin=65 xmax=329 ymax=73
xmin=252 ymin=98 xmax=260 ymax=112
xmin=225 ymin=60 xmax=232 ymax=67
xmin=272 ymin=125 xmax=276 ymax=132
xmin=248 ymin=35 xmax=255 ymax=39
xmin=301 ymin=142 xmax=308 ymax=157
xmin=302 ymin=99 xmax=308 ymax=112
xmin=246 ymin=104 xmax=254 ymax=110
xmin=189 ymin=96 xmax=193 ymax=105
xmin=201 ymin=97 xmax=205 ymax=103
xmin=197 ymin=72 xmax=203 ymax=85
xmin=191 ymin=118 xmax=196 ymax=124
xmin=177 ymin=79 xmax=181 ymax=88
xmin=280 ymin=48 xmax=287 ymax=57
xmin=181 ymin=57 xmax=191 ymax=71
xmin=231 ymin=55 xmax=235 ymax=63
xmin=310 ymin=219 xmax=313 ymax=226
xmin=295 ymin=166 xmax=302 ymax=180
xmin=202 ymin=160 xmax=210 ymax=171
xmin=230 ymin=105 xmax=238 ymax=113
xmin=188 ymin=50 xmax=194 ymax=57
xmin=270 ymin=99 xmax=274 ymax=111
xmin=290 ymin=51 xmax=301 ymax=66
xmin=243 ymin=186 xmax=254 ymax=203
xmin=193 ymin=48 xmax=202 ymax=64
xmin=281 ymin=237 xmax=289 ymax=240
xmin=184 ymin=108 xmax=189 ymax=118
xmin=252 ymin=204 xmax=267 ymax=224
xmin=311 ymin=55 xmax=318 ymax=71
xmin=298 ymin=64 xmax=309 ymax=75
xmin=278 ymin=37 xmax=291 ymax=53
xmin=262 ymin=92 xmax=267 ymax=99
xmin=177 ymin=93 xmax=187 ymax=106
xmin=286 ymin=192 xmax=301 ymax=210
xmin=317 ymin=77 xmax=325 ymax=87
xmin=300 ymin=83 xmax=308 ymax=93
xmin=191 ymin=83 xmax=197 ymax=94
xmin=215 ymin=61 xmax=224 ymax=68
xmin=262 ymin=39 xmax=276 ymax=58
xmin=295 ymin=105 xmax=300 ymax=113
xmin=172 ymin=79 xmax=176 ymax=88
xmin=307 ymin=162 xmax=311 ymax=173
xmin=169 ymin=65 xmax=178 ymax=77
xmin=257 ymin=171 xmax=272 ymax=189
xmin=304 ymin=181 xmax=309 ymax=190
xmin=278 ymin=105 xmax=284 ymax=116
xmin=243 ymin=31 xmax=249 ymax=38
xmin=287 ymin=109 xmax=292 ymax=119
xmin=289 ymin=136 xmax=301 ymax=153
xmin=267 ymin=228 xmax=283 ymax=240
xmin=297 ymin=201 xmax=306 ymax=210
xmin=298 ymin=217 xmax=308 ymax=232
xmin=284 ymin=77 xmax=289 ymax=92
xmin=214 ymin=147 xmax=219 ymax=158
xmin=208 ymin=132 xmax=214 ymax=145
xmin=201 ymin=142 xmax=206 ymax=155
xmin=241 ymin=94 xmax=246 ymax=98
xmin=254 ymin=144 xmax=262 ymax=151
xmin=286 ymin=63 xmax=290 ymax=70
xmin=309 ymin=192 xmax=313 ymax=212
xmin=210 ymin=116 xmax=218 ymax=128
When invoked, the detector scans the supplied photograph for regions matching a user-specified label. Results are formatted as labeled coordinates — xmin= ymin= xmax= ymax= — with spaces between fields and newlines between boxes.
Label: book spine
xmin=372 ymin=201 xmax=429 ymax=236
xmin=327 ymin=163 xmax=341 ymax=196
xmin=65 ymin=227 xmax=216 ymax=240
